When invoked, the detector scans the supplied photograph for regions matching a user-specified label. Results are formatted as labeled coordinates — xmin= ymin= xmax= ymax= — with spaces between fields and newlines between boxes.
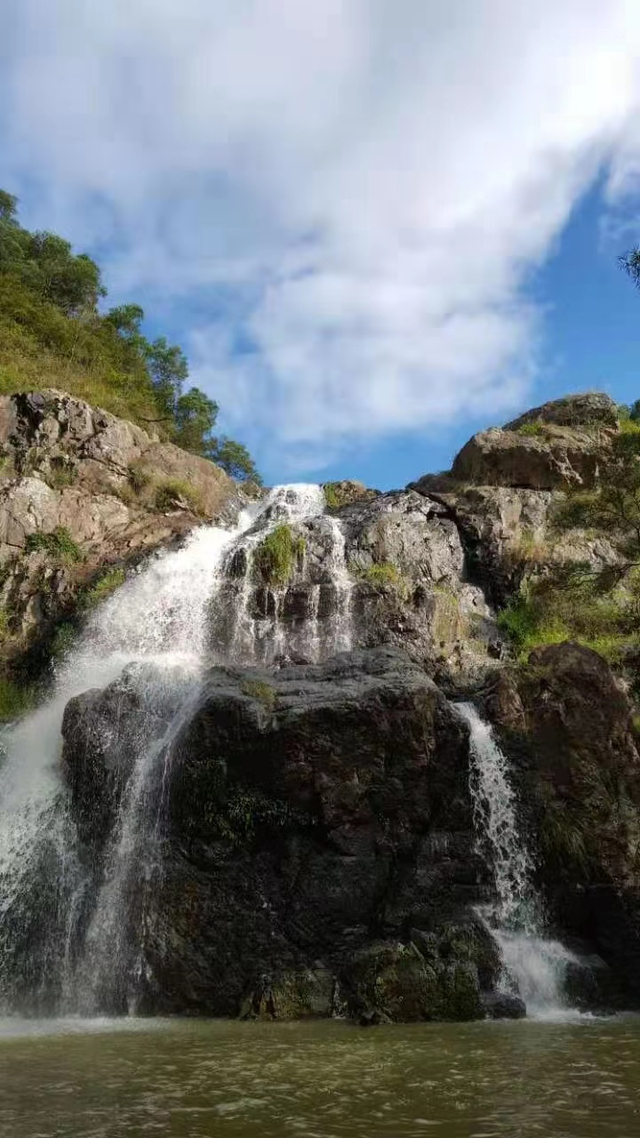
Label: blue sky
xmin=3 ymin=2 xmax=640 ymax=490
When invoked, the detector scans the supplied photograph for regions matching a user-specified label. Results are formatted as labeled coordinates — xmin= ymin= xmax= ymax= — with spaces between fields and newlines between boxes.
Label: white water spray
xmin=455 ymin=702 xmax=577 ymax=1019
xmin=0 ymin=484 xmax=354 ymax=1013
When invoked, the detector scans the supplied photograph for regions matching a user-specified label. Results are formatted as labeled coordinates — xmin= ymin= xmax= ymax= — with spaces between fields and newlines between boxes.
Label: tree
xmin=0 ymin=191 xmax=18 ymax=224
xmin=620 ymin=247 xmax=640 ymax=288
xmin=145 ymin=336 xmax=189 ymax=415
xmin=174 ymin=387 xmax=219 ymax=453
xmin=210 ymin=436 xmax=263 ymax=483
xmin=105 ymin=303 xmax=145 ymax=338
xmin=29 ymin=232 xmax=104 ymax=314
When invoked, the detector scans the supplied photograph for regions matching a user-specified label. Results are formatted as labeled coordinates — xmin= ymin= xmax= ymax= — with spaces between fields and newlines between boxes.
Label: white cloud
xmin=2 ymin=0 xmax=640 ymax=463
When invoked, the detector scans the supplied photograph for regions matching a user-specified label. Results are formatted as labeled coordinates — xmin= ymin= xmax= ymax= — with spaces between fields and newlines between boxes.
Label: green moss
xmin=155 ymin=477 xmax=204 ymax=515
xmin=25 ymin=526 xmax=83 ymax=564
xmin=241 ymin=678 xmax=276 ymax=712
xmin=0 ymin=677 xmax=35 ymax=722
xmin=81 ymin=566 xmax=126 ymax=609
xmin=253 ymin=524 xmax=305 ymax=586
xmin=352 ymin=561 xmax=401 ymax=590
xmin=323 ymin=483 xmax=341 ymax=509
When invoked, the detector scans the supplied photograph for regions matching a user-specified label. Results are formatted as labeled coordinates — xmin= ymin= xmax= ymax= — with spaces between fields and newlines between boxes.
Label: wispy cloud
xmin=2 ymin=1 xmax=640 ymax=464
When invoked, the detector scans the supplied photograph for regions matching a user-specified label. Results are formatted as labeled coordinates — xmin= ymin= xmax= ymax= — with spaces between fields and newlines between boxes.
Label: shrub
xmin=127 ymin=461 xmax=151 ymax=493
xmin=356 ymin=561 xmax=401 ymax=589
xmin=25 ymin=526 xmax=83 ymax=564
xmin=155 ymin=477 xmax=204 ymax=515
xmin=253 ymin=525 xmax=305 ymax=586
xmin=516 ymin=419 xmax=546 ymax=438
xmin=323 ymin=483 xmax=342 ymax=509
xmin=81 ymin=566 xmax=126 ymax=608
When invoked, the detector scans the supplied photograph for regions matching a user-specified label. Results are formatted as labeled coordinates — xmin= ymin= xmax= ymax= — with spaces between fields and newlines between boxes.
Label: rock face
xmin=0 ymin=390 xmax=240 ymax=667
xmin=410 ymin=393 xmax=620 ymax=606
xmin=61 ymin=647 xmax=501 ymax=1020
xmin=490 ymin=643 xmax=640 ymax=1004
xmin=209 ymin=488 xmax=497 ymax=683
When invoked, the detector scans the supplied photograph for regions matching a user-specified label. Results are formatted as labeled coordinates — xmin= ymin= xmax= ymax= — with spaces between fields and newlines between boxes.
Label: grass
xmin=253 ymin=525 xmax=305 ymax=586
xmin=351 ymin=560 xmax=402 ymax=590
xmin=506 ymin=530 xmax=551 ymax=566
xmin=45 ymin=461 xmax=78 ymax=490
xmin=127 ymin=461 xmax=152 ymax=493
xmin=497 ymin=570 xmax=640 ymax=663
xmin=516 ymin=419 xmax=546 ymax=438
xmin=81 ymin=566 xmax=126 ymax=608
xmin=25 ymin=526 xmax=83 ymax=564
xmin=241 ymin=678 xmax=276 ymax=712
xmin=155 ymin=477 xmax=204 ymax=515
xmin=0 ymin=677 xmax=35 ymax=722
xmin=49 ymin=621 xmax=77 ymax=662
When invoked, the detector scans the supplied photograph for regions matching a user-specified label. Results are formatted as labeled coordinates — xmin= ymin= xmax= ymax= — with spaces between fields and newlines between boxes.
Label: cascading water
xmin=0 ymin=483 xmax=353 ymax=1015
xmin=455 ymin=702 xmax=577 ymax=1019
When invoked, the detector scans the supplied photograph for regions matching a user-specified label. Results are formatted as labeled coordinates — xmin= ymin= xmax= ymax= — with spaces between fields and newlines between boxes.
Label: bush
xmin=127 ymin=461 xmax=151 ymax=493
xmin=516 ymin=419 xmax=546 ymax=438
xmin=253 ymin=525 xmax=305 ymax=586
xmin=25 ymin=526 xmax=83 ymax=564
xmin=81 ymin=566 xmax=126 ymax=608
xmin=155 ymin=478 xmax=204 ymax=515
xmin=355 ymin=561 xmax=401 ymax=589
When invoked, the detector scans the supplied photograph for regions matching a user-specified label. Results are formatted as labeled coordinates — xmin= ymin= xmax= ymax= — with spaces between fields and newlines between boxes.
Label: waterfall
xmin=455 ymin=702 xmax=577 ymax=1019
xmin=0 ymin=483 xmax=353 ymax=1015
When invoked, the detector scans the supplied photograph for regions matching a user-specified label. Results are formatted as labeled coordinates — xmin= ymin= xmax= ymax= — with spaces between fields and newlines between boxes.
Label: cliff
xmin=2 ymin=387 xmax=640 ymax=1025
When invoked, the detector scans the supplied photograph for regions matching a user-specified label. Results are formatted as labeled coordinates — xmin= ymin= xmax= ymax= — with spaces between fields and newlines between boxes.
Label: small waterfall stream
xmin=455 ymin=702 xmax=577 ymax=1019
xmin=0 ymin=483 xmax=353 ymax=1015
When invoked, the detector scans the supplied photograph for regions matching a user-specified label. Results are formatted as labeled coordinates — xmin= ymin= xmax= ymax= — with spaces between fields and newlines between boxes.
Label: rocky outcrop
xmin=410 ymin=394 xmax=621 ymax=606
xmin=488 ymin=642 xmax=640 ymax=1004
xmin=61 ymin=646 xmax=501 ymax=1020
xmin=0 ymin=390 xmax=241 ymax=669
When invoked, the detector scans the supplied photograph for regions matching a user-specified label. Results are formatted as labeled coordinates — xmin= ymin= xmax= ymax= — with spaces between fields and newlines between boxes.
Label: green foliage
xmin=540 ymin=795 xmax=591 ymax=876
xmin=81 ymin=566 xmax=126 ymax=608
xmin=516 ymin=419 xmax=546 ymax=438
xmin=554 ymin=429 xmax=640 ymax=563
xmin=155 ymin=477 xmax=204 ymax=515
xmin=253 ymin=524 xmax=305 ymax=586
xmin=45 ymin=460 xmax=77 ymax=490
xmin=323 ymin=483 xmax=342 ymax=509
xmin=213 ymin=788 xmax=302 ymax=847
xmin=357 ymin=561 xmax=401 ymax=589
xmin=209 ymin=437 xmax=263 ymax=483
xmin=497 ymin=566 xmax=640 ymax=662
xmin=0 ymin=677 xmax=35 ymax=722
xmin=0 ymin=190 xmax=260 ymax=482
xmin=241 ymin=678 xmax=276 ymax=712
xmin=25 ymin=526 xmax=83 ymax=564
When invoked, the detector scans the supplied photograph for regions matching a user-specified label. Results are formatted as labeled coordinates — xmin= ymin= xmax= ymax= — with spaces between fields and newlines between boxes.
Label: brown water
xmin=0 ymin=1015 xmax=639 ymax=1138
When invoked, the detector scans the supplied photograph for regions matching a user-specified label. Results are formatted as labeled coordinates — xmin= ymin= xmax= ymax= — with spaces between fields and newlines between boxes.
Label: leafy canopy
xmin=0 ymin=190 xmax=261 ymax=482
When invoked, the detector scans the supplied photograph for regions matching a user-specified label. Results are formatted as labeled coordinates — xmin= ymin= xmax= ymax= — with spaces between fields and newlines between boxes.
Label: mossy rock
xmin=344 ymin=940 xmax=483 ymax=1023
xmin=322 ymin=480 xmax=377 ymax=510
xmin=252 ymin=524 xmax=305 ymax=587
xmin=244 ymin=968 xmax=336 ymax=1020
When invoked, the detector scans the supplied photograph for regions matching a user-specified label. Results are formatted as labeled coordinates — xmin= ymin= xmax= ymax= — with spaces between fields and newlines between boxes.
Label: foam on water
xmin=455 ymin=701 xmax=578 ymax=1019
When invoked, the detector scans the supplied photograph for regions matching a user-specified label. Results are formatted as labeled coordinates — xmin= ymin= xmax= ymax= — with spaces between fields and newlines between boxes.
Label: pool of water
xmin=0 ymin=1015 xmax=639 ymax=1137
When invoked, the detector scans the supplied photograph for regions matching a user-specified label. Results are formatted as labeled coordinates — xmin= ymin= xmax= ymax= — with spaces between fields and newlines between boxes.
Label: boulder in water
xmin=481 ymin=991 xmax=526 ymax=1019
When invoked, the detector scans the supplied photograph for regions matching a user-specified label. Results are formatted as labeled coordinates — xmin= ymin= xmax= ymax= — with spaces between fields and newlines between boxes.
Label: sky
xmin=2 ymin=1 xmax=640 ymax=489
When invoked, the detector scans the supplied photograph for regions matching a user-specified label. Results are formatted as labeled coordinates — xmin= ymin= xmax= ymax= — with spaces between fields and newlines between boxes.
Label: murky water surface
xmin=0 ymin=1016 xmax=639 ymax=1137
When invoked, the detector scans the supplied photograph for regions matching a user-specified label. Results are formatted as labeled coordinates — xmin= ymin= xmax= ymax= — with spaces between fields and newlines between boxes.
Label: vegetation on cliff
xmin=0 ymin=190 xmax=260 ymax=483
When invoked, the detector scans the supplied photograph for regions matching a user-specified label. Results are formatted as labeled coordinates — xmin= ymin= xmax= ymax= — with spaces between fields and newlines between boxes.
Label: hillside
xmin=0 ymin=189 xmax=260 ymax=483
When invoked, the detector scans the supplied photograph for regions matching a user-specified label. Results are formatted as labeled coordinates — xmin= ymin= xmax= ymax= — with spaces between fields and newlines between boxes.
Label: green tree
xmin=0 ymin=190 xmax=17 ymax=223
xmin=174 ymin=387 xmax=220 ymax=453
xmin=620 ymin=247 xmax=640 ymax=287
xmin=105 ymin=303 xmax=145 ymax=338
xmin=145 ymin=336 xmax=189 ymax=415
xmin=210 ymin=436 xmax=263 ymax=483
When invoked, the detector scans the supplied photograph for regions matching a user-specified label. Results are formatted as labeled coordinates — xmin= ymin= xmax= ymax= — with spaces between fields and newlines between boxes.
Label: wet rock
xmin=481 ymin=991 xmax=526 ymax=1019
